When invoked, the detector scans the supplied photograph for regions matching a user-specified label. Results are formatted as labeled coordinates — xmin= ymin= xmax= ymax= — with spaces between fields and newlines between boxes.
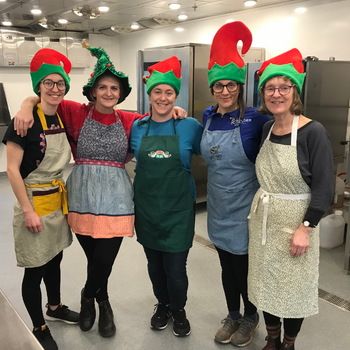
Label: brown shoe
xmin=280 ymin=334 xmax=296 ymax=350
xmin=98 ymin=300 xmax=116 ymax=337
xmin=214 ymin=315 xmax=240 ymax=344
xmin=262 ymin=324 xmax=281 ymax=350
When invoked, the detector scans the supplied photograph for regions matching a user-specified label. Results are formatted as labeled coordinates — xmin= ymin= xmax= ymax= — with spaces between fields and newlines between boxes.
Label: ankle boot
xmin=98 ymin=300 xmax=116 ymax=337
xmin=79 ymin=296 xmax=96 ymax=331
xmin=262 ymin=324 xmax=281 ymax=350
xmin=280 ymin=334 xmax=296 ymax=349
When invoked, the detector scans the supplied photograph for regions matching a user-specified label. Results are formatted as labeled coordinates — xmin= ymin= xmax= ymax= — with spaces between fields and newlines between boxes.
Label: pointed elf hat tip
xmin=208 ymin=21 xmax=252 ymax=86
xmin=143 ymin=56 xmax=182 ymax=94
xmin=82 ymin=43 xmax=131 ymax=103
xmin=257 ymin=48 xmax=306 ymax=93
xmin=30 ymin=48 xmax=71 ymax=95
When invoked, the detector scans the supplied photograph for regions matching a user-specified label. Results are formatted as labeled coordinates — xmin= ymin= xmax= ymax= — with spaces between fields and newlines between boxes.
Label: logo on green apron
xmin=148 ymin=150 xmax=172 ymax=159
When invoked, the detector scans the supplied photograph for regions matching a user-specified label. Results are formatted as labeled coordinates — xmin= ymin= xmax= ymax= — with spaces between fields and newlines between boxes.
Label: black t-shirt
xmin=2 ymin=105 xmax=63 ymax=179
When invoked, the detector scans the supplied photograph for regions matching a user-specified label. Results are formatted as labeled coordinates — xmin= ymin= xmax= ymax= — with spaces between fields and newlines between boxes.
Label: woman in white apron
xmin=3 ymin=49 xmax=79 ymax=350
xmin=201 ymin=22 xmax=270 ymax=347
xmin=248 ymin=49 xmax=334 ymax=350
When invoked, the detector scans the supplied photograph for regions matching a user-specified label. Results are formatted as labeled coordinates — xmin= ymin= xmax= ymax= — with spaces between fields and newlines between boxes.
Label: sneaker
xmin=230 ymin=314 xmax=259 ymax=347
xmin=33 ymin=325 xmax=58 ymax=350
xmin=150 ymin=303 xmax=171 ymax=330
xmin=45 ymin=303 xmax=79 ymax=324
xmin=215 ymin=315 xmax=240 ymax=344
xmin=172 ymin=309 xmax=191 ymax=337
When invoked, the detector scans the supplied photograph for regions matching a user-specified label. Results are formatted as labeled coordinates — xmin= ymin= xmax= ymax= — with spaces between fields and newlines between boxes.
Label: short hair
xmin=258 ymin=76 xmax=303 ymax=116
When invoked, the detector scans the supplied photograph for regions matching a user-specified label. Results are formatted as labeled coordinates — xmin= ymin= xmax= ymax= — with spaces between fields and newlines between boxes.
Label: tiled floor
xmin=1 ymin=171 xmax=350 ymax=349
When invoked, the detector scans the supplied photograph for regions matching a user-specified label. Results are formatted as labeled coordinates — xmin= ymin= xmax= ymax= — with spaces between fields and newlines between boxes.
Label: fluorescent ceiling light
xmin=175 ymin=27 xmax=184 ymax=32
xmin=2 ymin=21 xmax=12 ymax=26
xmin=0 ymin=0 xmax=6 ymax=2
xmin=178 ymin=14 xmax=188 ymax=20
xmin=295 ymin=7 xmax=307 ymax=13
xmin=98 ymin=6 xmax=109 ymax=12
xmin=169 ymin=3 xmax=181 ymax=10
xmin=131 ymin=23 xmax=139 ymax=29
xmin=244 ymin=0 xmax=257 ymax=6
xmin=31 ymin=9 xmax=42 ymax=15
xmin=58 ymin=18 xmax=68 ymax=24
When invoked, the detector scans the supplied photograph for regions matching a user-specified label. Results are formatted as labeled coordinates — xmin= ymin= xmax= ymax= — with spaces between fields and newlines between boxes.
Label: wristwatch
xmin=303 ymin=221 xmax=316 ymax=228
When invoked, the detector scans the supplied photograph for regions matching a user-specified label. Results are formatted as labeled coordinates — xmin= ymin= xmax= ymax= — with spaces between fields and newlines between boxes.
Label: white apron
xmin=12 ymin=104 xmax=72 ymax=268
xmin=248 ymin=116 xmax=319 ymax=318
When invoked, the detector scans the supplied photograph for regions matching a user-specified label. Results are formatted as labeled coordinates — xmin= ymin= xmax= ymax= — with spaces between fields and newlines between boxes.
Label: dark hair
xmin=257 ymin=76 xmax=303 ymax=116
xmin=90 ymin=70 xmax=124 ymax=102
xmin=210 ymin=83 xmax=246 ymax=120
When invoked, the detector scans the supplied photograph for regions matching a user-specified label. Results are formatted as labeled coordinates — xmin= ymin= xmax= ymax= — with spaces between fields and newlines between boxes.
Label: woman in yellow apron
xmin=248 ymin=49 xmax=333 ymax=350
xmin=3 ymin=49 xmax=79 ymax=350
xmin=129 ymin=57 xmax=203 ymax=337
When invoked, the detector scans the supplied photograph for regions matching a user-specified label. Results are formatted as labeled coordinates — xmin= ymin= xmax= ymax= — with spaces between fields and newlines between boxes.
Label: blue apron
xmin=200 ymin=115 xmax=259 ymax=254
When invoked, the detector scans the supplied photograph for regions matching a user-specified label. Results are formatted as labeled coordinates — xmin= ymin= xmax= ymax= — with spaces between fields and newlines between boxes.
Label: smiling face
xmin=92 ymin=75 xmax=121 ymax=113
xmin=38 ymin=73 xmax=65 ymax=110
xmin=213 ymin=79 xmax=240 ymax=114
xmin=263 ymin=76 xmax=295 ymax=118
xmin=149 ymin=84 xmax=177 ymax=120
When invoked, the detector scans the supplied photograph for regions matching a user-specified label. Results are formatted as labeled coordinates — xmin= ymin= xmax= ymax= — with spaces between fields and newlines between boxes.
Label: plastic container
xmin=319 ymin=210 xmax=345 ymax=249
xmin=334 ymin=177 xmax=345 ymax=208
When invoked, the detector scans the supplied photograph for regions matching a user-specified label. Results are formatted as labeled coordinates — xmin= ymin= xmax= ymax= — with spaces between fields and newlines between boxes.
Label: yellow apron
xmin=12 ymin=103 xmax=72 ymax=268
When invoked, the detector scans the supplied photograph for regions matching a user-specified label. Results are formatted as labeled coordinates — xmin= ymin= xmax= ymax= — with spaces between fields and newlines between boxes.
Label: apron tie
xmin=26 ymin=180 xmax=68 ymax=215
xmin=256 ymin=188 xmax=312 ymax=246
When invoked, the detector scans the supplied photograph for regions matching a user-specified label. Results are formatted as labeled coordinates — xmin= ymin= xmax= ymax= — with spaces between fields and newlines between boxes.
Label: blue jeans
xmin=143 ymin=247 xmax=190 ymax=311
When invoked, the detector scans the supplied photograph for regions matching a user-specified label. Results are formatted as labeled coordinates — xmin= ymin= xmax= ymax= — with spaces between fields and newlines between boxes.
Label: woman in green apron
xmin=3 ymin=49 xmax=79 ymax=350
xmin=248 ymin=49 xmax=333 ymax=350
xmin=129 ymin=56 xmax=203 ymax=337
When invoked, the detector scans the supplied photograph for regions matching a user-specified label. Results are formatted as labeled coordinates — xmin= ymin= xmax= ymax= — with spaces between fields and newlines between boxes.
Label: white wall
xmin=118 ymin=0 xmax=350 ymax=110
xmin=0 ymin=34 xmax=120 ymax=172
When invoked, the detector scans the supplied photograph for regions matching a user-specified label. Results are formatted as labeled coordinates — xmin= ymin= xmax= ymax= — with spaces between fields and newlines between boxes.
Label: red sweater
xmin=57 ymin=100 xmax=145 ymax=159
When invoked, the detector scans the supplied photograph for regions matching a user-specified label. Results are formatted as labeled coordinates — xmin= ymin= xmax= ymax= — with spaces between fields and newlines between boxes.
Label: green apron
xmin=134 ymin=118 xmax=194 ymax=253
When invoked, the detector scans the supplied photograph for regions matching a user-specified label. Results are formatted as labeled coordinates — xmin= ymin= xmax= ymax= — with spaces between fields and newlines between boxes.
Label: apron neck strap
xmin=266 ymin=115 xmax=299 ymax=146
xmin=146 ymin=117 xmax=176 ymax=136
xmin=37 ymin=103 xmax=64 ymax=131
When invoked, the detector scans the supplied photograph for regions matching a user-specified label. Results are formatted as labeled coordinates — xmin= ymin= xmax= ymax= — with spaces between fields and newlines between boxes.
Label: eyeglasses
xmin=41 ymin=79 xmax=66 ymax=91
xmin=263 ymin=85 xmax=295 ymax=96
xmin=213 ymin=82 xmax=238 ymax=93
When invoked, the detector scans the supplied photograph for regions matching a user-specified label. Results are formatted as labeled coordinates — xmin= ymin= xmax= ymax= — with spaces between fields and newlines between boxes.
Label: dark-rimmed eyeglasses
xmin=41 ymin=79 xmax=66 ymax=91
xmin=213 ymin=82 xmax=238 ymax=93
xmin=263 ymin=85 xmax=295 ymax=96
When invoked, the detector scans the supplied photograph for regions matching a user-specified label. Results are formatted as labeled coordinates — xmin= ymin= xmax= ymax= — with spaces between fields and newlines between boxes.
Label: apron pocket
xmin=275 ymin=227 xmax=294 ymax=253
xmin=32 ymin=188 xmax=62 ymax=217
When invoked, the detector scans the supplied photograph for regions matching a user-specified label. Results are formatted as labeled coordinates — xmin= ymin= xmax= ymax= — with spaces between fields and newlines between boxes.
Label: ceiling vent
xmin=137 ymin=17 xmax=177 ymax=29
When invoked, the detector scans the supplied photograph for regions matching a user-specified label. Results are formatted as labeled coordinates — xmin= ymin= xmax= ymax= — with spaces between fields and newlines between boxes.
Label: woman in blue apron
xmin=248 ymin=49 xmax=333 ymax=350
xmin=129 ymin=56 xmax=203 ymax=337
xmin=201 ymin=22 xmax=270 ymax=347
xmin=3 ymin=49 xmax=79 ymax=350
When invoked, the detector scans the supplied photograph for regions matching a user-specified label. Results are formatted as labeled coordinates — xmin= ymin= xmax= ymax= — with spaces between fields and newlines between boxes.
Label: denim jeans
xmin=143 ymin=247 xmax=190 ymax=311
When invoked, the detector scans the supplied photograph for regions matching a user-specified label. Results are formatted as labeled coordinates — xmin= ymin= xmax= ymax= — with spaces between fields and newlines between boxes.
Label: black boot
xmin=79 ymin=295 xmax=96 ymax=331
xmin=98 ymin=300 xmax=116 ymax=337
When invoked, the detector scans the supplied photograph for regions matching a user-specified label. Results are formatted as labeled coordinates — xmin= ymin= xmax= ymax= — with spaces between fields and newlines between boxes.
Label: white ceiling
xmin=0 ymin=0 xmax=345 ymax=35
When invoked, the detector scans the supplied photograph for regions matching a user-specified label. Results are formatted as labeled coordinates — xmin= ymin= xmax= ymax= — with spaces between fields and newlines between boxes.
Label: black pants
xmin=22 ymin=251 xmax=62 ymax=328
xmin=216 ymin=247 xmax=257 ymax=316
xmin=76 ymin=234 xmax=123 ymax=302
xmin=263 ymin=311 xmax=304 ymax=338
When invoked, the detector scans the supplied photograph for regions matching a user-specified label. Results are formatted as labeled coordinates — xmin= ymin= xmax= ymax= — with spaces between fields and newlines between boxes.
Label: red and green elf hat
xmin=30 ymin=48 xmax=71 ymax=95
xmin=257 ymin=48 xmax=306 ymax=94
xmin=83 ymin=45 xmax=131 ymax=104
xmin=208 ymin=21 xmax=252 ymax=87
xmin=143 ymin=56 xmax=182 ymax=95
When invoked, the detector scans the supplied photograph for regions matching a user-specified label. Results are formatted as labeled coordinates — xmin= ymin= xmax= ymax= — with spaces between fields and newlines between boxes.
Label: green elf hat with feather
xmin=143 ymin=56 xmax=182 ymax=95
xmin=82 ymin=42 xmax=131 ymax=104
xmin=207 ymin=21 xmax=252 ymax=87
xmin=257 ymin=48 xmax=306 ymax=94
xmin=30 ymin=48 xmax=71 ymax=95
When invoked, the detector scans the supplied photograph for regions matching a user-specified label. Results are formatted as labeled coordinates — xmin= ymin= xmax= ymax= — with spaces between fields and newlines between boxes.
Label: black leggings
xmin=76 ymin=234 xmax=123 ymax=302
xmin=216 ymin=247 xmax=257 ymax=316
xmin=263 ymin=311 xmax=304 ymax=338
xmin=22 ymin=251 xmax=62 ymax=328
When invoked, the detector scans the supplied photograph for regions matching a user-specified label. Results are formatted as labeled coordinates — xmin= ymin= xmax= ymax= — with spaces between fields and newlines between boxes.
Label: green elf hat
xmin=30 ymin=48 xmax=71 ymax=95
xmin=208 ymin=21 xmax=252 ymax=87
xmin=257 ymin=48 xmax=306 ymax=94
xmin=143 ymin=56 xmax=182 ymax=95
xmin=82 ymin=43 xmax=131 ymax=104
